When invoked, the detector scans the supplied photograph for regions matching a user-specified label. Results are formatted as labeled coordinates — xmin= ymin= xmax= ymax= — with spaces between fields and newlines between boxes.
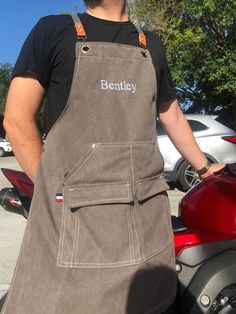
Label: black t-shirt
xmin=12 ymin=13 xmax=176 ymax=134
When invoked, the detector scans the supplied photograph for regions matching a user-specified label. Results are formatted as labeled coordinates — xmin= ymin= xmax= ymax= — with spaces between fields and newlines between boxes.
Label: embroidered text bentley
xmin=100 ymin=80 xmax=137 ymax=93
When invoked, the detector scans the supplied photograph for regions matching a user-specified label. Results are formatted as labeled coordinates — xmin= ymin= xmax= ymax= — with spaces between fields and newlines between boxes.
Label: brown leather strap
xmin=71 ymin=14 xmax=147 ymax=49
xmin=139 ymin=33 xmax=147 ymax=48
xmin=71 ymin=14 xmax=87 ymax=38
xmin=134 ymin=23 xmax=147 ymax=48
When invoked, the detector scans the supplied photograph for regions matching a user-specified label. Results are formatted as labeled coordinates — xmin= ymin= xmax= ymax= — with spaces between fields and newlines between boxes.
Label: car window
xmin=157 ymin=118 xmax=209 ymax=136
xmin=188 ymin=120 xmax=208 ymax=132
xmin=215 ymin=116 xmax=235 ymax=131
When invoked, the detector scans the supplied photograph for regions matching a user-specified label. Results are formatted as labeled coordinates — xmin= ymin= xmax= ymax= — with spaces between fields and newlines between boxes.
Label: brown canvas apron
xmin=2 ymin=15 xmax=177 ymax=314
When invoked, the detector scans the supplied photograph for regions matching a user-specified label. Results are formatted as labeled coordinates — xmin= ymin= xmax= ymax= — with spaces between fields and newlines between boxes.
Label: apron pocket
xmin=67 ymin=183 xmax=133 ymax=207
xmin=135 ymin=175 xmax=173 ymax=259
xmin=136 ymin=174 xmax=170 ymax=202
xmin=57 ymin=183 xmax=136 ymax=268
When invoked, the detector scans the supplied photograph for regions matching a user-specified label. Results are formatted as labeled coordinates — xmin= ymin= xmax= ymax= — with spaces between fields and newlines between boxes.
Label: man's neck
xmin=86 ymin=1 xmax=128 ymax=22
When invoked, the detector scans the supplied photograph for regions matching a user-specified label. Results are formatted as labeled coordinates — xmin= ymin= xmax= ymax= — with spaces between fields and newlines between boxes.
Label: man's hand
xmin=201 ymin=163 xmax=226 ymax=181
xmin=3 ymin=76 xmax=45 ymax=183
xmin=158 ymin=99 xmax=225 ymax=178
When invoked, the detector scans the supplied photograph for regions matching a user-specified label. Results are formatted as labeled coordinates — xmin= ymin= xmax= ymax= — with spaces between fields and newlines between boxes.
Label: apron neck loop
xmin=71 ymin=14 xmax=147 ymax=56
xmin=135 ymin=25 xmax=148 ymax=57
xmin=72 ymin=14 xmax=87 ymax=39
xmin=71 ymin=14 xmax=89 ymax=53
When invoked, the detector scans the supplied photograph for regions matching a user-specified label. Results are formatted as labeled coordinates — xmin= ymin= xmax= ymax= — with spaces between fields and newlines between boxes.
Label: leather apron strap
xmin=71 ymin=14 xmax=147 ymax=52
xmin=71 ymin=14 xmax=87 ymax=39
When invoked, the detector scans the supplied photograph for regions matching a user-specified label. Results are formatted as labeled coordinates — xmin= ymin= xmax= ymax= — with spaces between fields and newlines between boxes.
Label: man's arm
xmin=3 ymin=76 xmax=45 ymax=183
xmin=159 ymin=99 xmax=225 ymax=179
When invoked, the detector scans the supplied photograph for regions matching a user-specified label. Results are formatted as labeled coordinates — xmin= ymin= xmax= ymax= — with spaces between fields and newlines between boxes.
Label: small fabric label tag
xmin=56 ymin=193 xmax=64 ymax=203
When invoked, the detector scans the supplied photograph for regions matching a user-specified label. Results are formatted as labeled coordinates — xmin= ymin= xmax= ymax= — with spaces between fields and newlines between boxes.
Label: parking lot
xmin=0 ymin=156 xmax=185 ymax=299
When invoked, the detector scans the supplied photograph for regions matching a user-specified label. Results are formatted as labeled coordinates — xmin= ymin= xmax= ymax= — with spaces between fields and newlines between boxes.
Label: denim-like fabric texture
xmin=2 ymin=41 xmax=176 ymax=314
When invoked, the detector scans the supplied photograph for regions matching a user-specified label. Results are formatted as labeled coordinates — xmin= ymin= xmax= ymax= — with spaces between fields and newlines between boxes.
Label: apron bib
xmin=2 ymin=15 xmax=176 ymax=314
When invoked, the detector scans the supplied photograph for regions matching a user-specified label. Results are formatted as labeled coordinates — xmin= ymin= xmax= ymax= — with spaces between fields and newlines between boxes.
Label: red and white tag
xmin=56 ymin=193 xmax=64 ymax=203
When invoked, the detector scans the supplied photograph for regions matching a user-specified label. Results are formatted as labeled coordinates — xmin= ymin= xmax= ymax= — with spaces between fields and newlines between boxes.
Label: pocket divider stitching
xmin=136 ymin=174 xmax=170 ymax=202
xmin=65 ymin=183 xmax=133 ymax=208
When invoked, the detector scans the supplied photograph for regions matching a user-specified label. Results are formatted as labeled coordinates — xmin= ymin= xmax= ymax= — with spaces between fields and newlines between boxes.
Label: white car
xmin=0 ymin=138 xmax=12 ymax=157
xmin=157 ymin=114 xmax=236 ymax=190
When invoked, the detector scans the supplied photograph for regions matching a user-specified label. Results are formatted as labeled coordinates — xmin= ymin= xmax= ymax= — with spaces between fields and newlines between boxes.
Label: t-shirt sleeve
xmin=156 ymin=40 xmax=177 ymax=106
xmin=11 ymin=17 xmax=51 ymax=90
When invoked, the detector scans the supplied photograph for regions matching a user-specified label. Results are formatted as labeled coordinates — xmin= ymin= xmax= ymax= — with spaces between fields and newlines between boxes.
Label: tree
xmin=0 ymin=63 xmax=12 ymax=114
xmin=0 ymin=63 xmax=13 ymax=137
xmin=60 ymin=5 xmax=79 ymax=15
xmin=129 ymin=0 xmax=236 ymax=129
xmin=0 ymin=63 xmax=46 ymax=136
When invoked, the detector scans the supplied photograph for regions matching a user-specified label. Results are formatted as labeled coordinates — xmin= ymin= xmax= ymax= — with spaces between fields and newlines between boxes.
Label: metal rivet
xmin=141 ymin=49 xmax=148 ymax=57
xmin=81 ymin=45 xmax=90 ymax=53
xmin=200 ymin=295 xmax=211 ymax=307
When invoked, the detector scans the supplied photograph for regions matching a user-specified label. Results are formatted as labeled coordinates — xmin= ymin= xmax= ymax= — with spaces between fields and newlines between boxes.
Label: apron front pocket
xmin=136 ymin=174 xmax=170 ymax=202
xmin=135 ymin=175 xmax=173 ymax=259
xmin=57 ymin=183 xmax=137 ymax=268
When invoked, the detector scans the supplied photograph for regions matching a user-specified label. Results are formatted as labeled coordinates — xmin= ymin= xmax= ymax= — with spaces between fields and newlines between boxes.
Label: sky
xmin=0 ymin=0 xmax=85 ymax=65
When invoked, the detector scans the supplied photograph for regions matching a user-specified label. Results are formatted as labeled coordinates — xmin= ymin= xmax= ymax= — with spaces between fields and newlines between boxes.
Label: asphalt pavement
xmin=0 ymin=156 xmax=185 ymax=299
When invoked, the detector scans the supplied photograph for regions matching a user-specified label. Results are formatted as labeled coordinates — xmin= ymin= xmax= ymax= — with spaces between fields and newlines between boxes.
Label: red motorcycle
xmin=173 ymin=163 xmax=236 ymax=314
xmin=0 ymin=164 xmax=236 ymax=313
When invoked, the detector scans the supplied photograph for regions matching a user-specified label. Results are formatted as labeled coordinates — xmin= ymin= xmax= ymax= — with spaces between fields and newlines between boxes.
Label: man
xmin=2 ymin=1 xmax=224 ymax=313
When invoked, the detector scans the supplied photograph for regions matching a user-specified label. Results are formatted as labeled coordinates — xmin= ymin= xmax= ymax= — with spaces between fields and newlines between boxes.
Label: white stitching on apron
xmin=136 ymin=203 xmax=146 ymax=259
xmin=58 ymin=239 xmax=173 ymax=268
xmin=126 ymin=207 xmax=134 ymax=262
xmin=57 ymin=197 xmax=67 ymax=267
xmin=64 ymin=144 xmax=98 ymax=184
xmin=72 ymin=212 xmax=80 ymax=267
xmin=80 ymin=56 xmax=150 ymax=62
xmin=68 ymin=184 xmax=131 ymax=206
xmin=130 ymin=209 xmax=141 ymax=262
xmin=69 ymin=197 xmax=131 ymax=206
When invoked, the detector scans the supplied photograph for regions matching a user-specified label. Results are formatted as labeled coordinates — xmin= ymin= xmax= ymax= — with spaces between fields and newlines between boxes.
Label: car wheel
xmin=0 ymin=148 xmax=5 ymax=157
xmin=178 ymin=161 xmax=202 ymax=191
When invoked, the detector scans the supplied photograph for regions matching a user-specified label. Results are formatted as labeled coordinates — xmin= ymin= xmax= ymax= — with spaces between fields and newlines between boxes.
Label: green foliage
xmin=60 ymin=5 xmax=78 ymax=15
xmin=0 ymin=63 xmax=12 ymax=114
xmin=129 ymin=0 xmax=236 ymax=128
xmin=0 ymin=63 xmax=46 ymax=133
